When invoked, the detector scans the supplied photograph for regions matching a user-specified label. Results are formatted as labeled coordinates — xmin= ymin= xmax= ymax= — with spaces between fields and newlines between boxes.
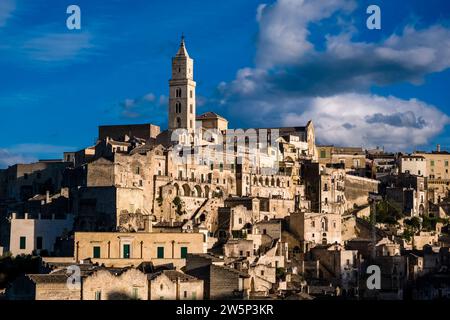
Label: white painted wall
xmin=9 ymin=213 xmax=74 ymax=256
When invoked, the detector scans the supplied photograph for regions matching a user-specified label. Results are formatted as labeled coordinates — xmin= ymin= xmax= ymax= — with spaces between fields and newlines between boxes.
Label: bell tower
xmin=169 ymin=35 xmax=196 ymax=135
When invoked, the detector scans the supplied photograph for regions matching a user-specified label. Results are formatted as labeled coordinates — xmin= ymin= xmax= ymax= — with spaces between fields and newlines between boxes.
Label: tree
xmin=172 ymin=196 xmax=184 ymax=215
xmin=404 ymin=217 xmax=421 ymax=231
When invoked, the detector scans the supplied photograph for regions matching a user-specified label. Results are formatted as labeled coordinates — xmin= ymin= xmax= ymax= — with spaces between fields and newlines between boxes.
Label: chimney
xmin=437 ymin=144 xmax=441 ymax=152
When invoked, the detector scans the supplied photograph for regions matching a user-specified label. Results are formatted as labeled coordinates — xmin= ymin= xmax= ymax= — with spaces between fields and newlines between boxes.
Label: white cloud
xmin=0 ymin=143 xmax=75 ymax=168
xmin=216 ymin=0 xmax=450 ymax=150
xmin=256 ymin=0 xmax=355 ymax=67
xmin=281 ymin=94 xmax=450 ymax=151
xmin=120 ymin=92 xmax=167 ymax=119
xmin=0 ymin=149 xmax=35 ymax=168
xmin=21 ymin=32 xmax=96 ymax=62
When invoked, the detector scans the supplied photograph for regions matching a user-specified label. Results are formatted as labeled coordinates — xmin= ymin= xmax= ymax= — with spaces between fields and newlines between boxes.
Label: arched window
xmin=176 ymin=117 xmax=181 ymax=128
xmin=176 ymin=88 xmax=182 ymax=97
xmin=175 ymin=102 xmax=181 ymax=113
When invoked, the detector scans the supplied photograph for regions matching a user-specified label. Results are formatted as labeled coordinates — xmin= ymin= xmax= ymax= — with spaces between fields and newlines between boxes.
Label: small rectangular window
xmin=95 ymin=291 xmax=102 ymax=300
xmin=157 ymin=246 xmax=164 ymax=259
xmin=180 ymin=247 xmax=188 ymax=259
xmin=93 ymin=246 xmax=101 ymax=258
xmin=123 ymin=244 xmax=130 ymax=259
xmin=20 ymin=236 xmax=26 ymax=250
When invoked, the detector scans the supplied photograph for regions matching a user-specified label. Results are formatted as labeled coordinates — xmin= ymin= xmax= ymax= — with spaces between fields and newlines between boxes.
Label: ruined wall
xmin=82 ymin=268 xmax=148 ymax=300
xmin=35 ymin=282 xmax=81 ymax=300
xmin=345 ymin=175 xmax=379 ymax=209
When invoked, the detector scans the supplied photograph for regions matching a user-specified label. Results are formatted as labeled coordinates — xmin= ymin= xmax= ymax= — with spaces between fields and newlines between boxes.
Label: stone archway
xmin=204 ymin=185 xmax=210 ymax=198
xmin=182 ymin=184 xmax=191 ymax=197
xmin=194 ymin=185 xmax=203 ymax=197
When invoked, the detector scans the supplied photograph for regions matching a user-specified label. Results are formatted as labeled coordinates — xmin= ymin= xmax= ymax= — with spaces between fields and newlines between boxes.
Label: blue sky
xmin=0 ymin=0 xmax=450 ymax=167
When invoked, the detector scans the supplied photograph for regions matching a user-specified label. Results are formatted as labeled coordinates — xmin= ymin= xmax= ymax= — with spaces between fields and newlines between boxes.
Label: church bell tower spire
xmin=168 ymin=35 xmax=196 ymax=135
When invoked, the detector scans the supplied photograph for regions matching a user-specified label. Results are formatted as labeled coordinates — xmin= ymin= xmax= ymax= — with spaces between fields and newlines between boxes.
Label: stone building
xmin=414 ymin=148 xmax=450 ymax=202
xmin=82 ymin=267 xmax=148 ymax=300
xmin=9 ymin=212 xmax=73 ymax=256
xmin=289 ymin=211 xmax=341 ymax=250
xmin=1 ymin=160 xmax=70 ymax=202
xmin=400 ymin=155 xmax=427 ymax=177
xmin=317 ymin=145 xmax=366 ymax=176
xmin=149 ymin=270 xmax=203 ymax=300
xmin=74 ymin=231 xmax=205 ymax=268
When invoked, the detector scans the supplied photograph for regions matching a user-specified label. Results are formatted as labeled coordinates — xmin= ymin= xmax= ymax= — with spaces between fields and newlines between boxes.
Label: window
xmin=93 ymin=246 xmax=101 ymax=258
xmin=180 ymin=247 xmax=188 ymax=259
xmin=95 ymin=291 xmax=102 ymax=300
xmin=123 ymin=244 xmax=130 ymax=259
xmin=446 ymin=161 xmax=449 ymax=167
xmin=190 ymin=120 xmax=193 ymax=129
xmin=184 ymin=291 xmax=187 ymax=298
xmin=192 ymin=292 xmax=197 ymax=300
xmin=239 ymin=250 xmax=244 ymax=256
xmin=190 ymin=104 xmax=193 ymax=114
xmin=190 ymin=90 xmax=193 ymax=98
xmin=210 ymin=163 xmax=214 ymax=171
xmin=219 ymin=163 xmax=223 ymax=172
xmin=431 ymin=160 xmax=435 ymax=166
xmin=20 ymin=236 xmax=26 ymax=250
xmin=135 ymin=166 xmax=140 ymax=174
xmin=261 ymin=270 xmax=264 ymax=276
xmin=36 ymin=236 xmax=43 ymax=250
xmin=157 ymin=246 xmax=164 ymax=259
xmin=320 ymin=150 xmax=326 ymax=158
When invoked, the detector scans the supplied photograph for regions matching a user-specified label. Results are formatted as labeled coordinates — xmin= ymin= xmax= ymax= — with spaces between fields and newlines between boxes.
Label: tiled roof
xmin=196 ymin=112 xmax=226 ymax=120
xmin=149 ymin=270 xmax=198 ymax=282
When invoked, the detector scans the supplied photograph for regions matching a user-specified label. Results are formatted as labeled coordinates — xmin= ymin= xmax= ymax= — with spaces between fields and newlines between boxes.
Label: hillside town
xmin=0 ymin=37 xmax=449 ymax=300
